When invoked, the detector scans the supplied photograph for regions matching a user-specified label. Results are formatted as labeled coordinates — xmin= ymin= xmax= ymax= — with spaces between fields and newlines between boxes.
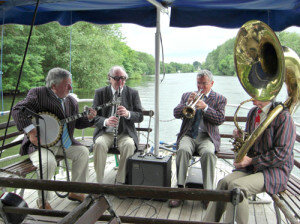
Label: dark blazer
xmin=245 ymin=103 xmax=295 ymax=194
xmin=92 ymin=85 xmax=143 ymax=148
xmin=174 ymin=90 xmax=227 ymax=152
xmin=12 ymin=87 xmax=94 ymax=156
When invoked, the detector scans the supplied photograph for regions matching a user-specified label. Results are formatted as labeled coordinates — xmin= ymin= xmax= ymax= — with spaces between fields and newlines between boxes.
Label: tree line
xmin=200 ymin=32 xmax=300 ymax=76
xmin=1 ymin=21 xmax=299 ymax=94
xmin=1 ymin=22 xmax=197 ymax=94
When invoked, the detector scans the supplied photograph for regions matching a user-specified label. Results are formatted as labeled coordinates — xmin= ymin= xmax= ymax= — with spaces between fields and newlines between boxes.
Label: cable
xmin=0 ymin=0 xmax=40 ymax=158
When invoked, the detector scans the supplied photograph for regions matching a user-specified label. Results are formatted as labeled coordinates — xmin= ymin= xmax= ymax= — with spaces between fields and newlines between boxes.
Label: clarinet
xmin=113 ymin=87 xmax=121 ymax=149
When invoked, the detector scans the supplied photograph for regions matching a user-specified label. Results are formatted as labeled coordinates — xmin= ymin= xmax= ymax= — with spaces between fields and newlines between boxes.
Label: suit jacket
xmin=92 ymin=85 xmax=143 ymax=148
xmin=174 ymin=90 xmax=227 ymax=152
xmin=12 ymin=87 xmax=94 ymax=156
xmin=245 ymin=103 xmax=295 ymax=194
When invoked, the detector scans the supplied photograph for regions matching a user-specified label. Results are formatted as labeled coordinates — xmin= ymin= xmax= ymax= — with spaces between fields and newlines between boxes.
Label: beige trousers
xmin=29 ymin=145 xmax=89 ymax=200
xmin=176 ymin=133 xmax=216 ymax=189
xmin=94 ymin=133 xmax=135 ymax=184
xmin=203 ymin=171 xmax=265 ymax=224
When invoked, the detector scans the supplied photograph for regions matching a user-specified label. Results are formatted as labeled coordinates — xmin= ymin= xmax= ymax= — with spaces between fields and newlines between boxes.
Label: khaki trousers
xmin=176 ymin=133 xmax=216 ymax=189
xmin=29 ymin=145 xmax=89 ymax=200
xmin=203 ymin=171 xmax=265 ymax=224
xmin=94 ymin=133 xmax=135 ymax=184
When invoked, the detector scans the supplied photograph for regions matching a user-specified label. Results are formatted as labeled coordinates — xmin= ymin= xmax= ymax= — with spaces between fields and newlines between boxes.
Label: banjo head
xmin=32 ymin=112 xmax=63 ymax=147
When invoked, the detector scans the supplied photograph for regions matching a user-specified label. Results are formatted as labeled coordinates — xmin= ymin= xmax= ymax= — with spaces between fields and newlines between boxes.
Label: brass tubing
xmin=235 ymin=104 xmax=283 ymax=162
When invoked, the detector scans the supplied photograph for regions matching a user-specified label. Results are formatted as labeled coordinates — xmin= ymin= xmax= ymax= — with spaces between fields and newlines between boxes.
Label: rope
xmin=0 ymin=0 xmax=40 ymax=158
xmin=69 ymin=12 xmax=73 ymax=93
xmin=0 ymin=12 xmax=4 ymax=115
xmin=152 ymin=115 xmax=176 ymax=122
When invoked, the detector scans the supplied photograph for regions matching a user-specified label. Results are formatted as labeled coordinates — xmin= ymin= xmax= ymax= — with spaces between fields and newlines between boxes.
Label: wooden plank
xmin=254 ymin=204 xmax=268 ymax=223
xmin=280 ymin=192 xmax=300 ymax=218
xmin=145 ymin=200 xmax=163 ymax=219
xmin=114 ymin=198 xmax=134 ymax=216
xmin=190 ymin=201 xmax=203 ymax=221
xmin=134 ymin=199 xmax=152 ymax=218
xmin=248 ymin=203 xmax=256 ymax=224
xmin=263 ymin=203 xmax=279 ymax=224
xmin=124 ymin=199 xmax=143 ymax=217
xmin=179 ymin=200 xmax=193 ymax=221
xmin=168 ymin=200 xmax=182 ymax=220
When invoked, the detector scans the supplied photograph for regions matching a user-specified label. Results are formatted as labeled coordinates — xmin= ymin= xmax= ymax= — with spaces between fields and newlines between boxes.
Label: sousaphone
xmin=233 ymin=20 xmax=300 ymax=163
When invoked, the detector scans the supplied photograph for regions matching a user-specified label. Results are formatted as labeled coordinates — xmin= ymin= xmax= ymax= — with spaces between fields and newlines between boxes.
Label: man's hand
xmin=187 ymin=92 xmax=197 ymax=105
xmin=28 ymin=128 xmax=38 ymax=146
xmin=87 ymin=108 xmax=97 ymax=120
xmin=117 ymin=105 xmax=129 ymax=118
xmin=233 ymin=128 xmax=242 ymax=139
xmin=105 ymin=116 xmax=119 ymax=127
xmin=234 ymin=156 xmax=252 ymax=169
xmin=195 ymin=100 xmax=207 ymax=110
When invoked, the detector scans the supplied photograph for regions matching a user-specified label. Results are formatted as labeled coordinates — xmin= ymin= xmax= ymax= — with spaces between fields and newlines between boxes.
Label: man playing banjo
xmin=12 ymin=67 xmax=97 ymax=210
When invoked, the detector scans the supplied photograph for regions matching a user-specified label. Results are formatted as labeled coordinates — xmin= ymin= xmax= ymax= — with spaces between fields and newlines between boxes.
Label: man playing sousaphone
xmin=203 ymin=99 xmax=296 ymax=224
xmin=12 ymin=68 xmax=97 ymax=210
xmin=204 ymin=20 xmax=298 ymax=224
xmin=169 ymin=69 xmax=227 ymax=208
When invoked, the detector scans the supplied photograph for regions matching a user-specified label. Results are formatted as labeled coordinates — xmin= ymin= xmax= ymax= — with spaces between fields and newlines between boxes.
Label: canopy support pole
xmin=154 ymin=7 xmax=161 ymax=156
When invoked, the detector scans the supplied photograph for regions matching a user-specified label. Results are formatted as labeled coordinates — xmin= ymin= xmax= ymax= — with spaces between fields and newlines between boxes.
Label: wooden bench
xmin=271 ymin=160 xmax=300 ymax=224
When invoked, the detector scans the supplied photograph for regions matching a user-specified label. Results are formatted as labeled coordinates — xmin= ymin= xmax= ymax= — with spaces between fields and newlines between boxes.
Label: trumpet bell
xmin=182 ymin=106 xmax=196 ymax=119
xmin=234 ymin=20 xmax=284 ymax=101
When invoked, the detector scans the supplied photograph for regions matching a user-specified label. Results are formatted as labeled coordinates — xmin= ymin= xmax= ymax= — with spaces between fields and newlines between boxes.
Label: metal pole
xmin=154 ymin=7 xmax=161 ymax=156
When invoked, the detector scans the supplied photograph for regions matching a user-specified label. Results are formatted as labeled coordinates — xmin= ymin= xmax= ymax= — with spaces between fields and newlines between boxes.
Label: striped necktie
xmin=60 ymin=98 xmax=72 ymax=149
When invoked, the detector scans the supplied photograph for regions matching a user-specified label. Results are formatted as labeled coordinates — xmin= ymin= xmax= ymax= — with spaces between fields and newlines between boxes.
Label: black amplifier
xmin=127 ymin=153 xmax=172 ymax=187
xmin=185 ymin=166 xmax=204 ymax=189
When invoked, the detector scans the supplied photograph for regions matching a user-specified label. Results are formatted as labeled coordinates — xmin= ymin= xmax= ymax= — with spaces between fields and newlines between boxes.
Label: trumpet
xmin=182 ymin=89 xmax=205 ymax=119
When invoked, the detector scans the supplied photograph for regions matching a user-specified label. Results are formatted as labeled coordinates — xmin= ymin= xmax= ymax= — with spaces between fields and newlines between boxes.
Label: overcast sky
xmin=120 ymin=12 xmax=300 ymax=64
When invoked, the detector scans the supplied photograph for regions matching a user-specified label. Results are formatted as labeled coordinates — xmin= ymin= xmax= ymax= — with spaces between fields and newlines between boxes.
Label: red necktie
xmin=255 ymin=109 xmax=262 ymax=128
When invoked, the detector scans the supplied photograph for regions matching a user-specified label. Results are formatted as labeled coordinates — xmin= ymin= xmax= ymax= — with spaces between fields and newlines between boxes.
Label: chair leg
xmin=114 ymin=155 xmax=119 ymax=170
xmin=273 ymin=201 xmax=282 ymax=224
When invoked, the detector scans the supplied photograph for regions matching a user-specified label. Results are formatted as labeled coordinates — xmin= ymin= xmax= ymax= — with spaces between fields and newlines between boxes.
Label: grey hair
xmin=108 ymin=65 xmax=128 ymax=79
xmin=46 ymin=68 xmax=71 ymax=88
xmin=197 ymin=69 xmax=214 ymax=81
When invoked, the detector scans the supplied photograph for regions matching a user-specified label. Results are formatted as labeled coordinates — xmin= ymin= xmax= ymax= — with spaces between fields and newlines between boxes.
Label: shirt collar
xmin=204 ymin=90 xmax=211 ymax=98
xmin=111 ymin=86 xmax=123 ymax=95
xmin=261 ymin=102 xmax=272 ymax=114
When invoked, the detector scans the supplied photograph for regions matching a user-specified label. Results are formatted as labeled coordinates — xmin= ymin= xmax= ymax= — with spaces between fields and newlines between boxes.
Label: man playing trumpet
xmin=169 ymin=69 xmax=227 ymax=208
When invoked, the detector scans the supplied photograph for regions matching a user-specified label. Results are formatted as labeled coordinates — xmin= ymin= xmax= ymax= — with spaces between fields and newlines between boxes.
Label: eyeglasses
xmin=110 ymin=76 xmax=126 ymax=81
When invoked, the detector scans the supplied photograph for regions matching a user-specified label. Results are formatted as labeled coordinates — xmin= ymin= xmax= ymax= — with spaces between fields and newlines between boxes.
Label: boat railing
xmin=0 ymin=177 xmax=244 ymax=224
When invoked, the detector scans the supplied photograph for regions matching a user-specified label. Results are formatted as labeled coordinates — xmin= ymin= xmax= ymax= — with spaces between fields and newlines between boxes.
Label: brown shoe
xmin=37 ymin=199 xmax=52 ymax=210
xmin=168 ymin=199 xmax=183 ymax=208
xmin=202 ymin=200 xmax=209 ymax=209
xmin=68 ymin=193 xmax=85 ymax=203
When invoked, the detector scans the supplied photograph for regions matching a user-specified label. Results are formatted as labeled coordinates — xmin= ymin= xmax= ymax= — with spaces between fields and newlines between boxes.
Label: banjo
xmin=31 ymin=101 xmax=116 ymax=148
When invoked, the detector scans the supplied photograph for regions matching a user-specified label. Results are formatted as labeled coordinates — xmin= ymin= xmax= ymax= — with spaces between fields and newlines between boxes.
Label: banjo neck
xmin=59 ymin=101 xmax=115 ymax=125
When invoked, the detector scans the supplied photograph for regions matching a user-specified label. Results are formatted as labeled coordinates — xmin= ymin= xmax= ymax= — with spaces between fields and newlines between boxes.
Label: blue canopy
xmin=1 ymin=0 xmax=299 ymax=31
xmin=0 ymin=0 xmax=164 ymax=27
xmin=169 ymin=0 xmax=300 ymax=31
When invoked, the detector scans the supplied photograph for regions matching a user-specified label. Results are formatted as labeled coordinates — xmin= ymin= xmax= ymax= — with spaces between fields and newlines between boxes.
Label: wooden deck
xmin=0 ymin=152 xmax=287 ymax=224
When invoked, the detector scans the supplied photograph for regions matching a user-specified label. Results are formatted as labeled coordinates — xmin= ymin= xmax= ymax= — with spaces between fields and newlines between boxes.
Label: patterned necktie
xmin=255 ymin=109 xmax=262 ymax=129
xmin=191 ymin=109 xmax=203 ymax=139
xmin=60 ymin=98 xmax=72 ymax=149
